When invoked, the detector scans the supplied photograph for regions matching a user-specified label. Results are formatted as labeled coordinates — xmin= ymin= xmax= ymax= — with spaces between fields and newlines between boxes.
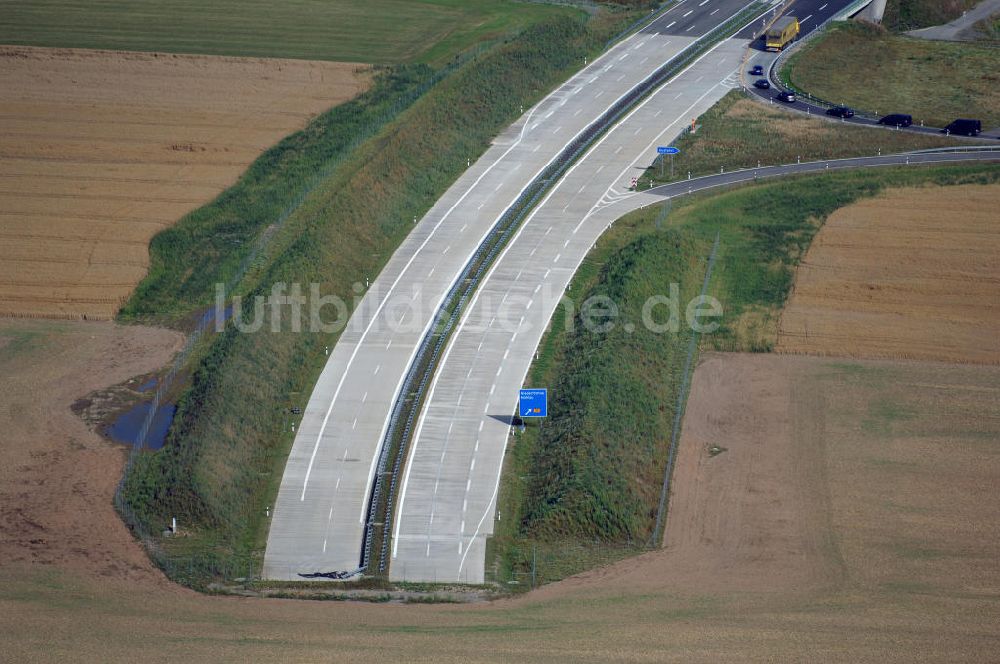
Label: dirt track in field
xmin=777 ymin=183 xmax=1000 ymax=364
xmin=0 ymin=46 xmax=369 ymax=319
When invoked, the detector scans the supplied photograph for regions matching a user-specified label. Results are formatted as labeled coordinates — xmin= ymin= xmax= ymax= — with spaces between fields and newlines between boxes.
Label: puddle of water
xmin=137 ymin=378 xmax=158 ymax=392
xmin=107 ymin=401 xmax=177 ymax=450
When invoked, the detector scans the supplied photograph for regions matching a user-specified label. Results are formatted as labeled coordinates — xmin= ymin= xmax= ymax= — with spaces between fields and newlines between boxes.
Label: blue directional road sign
xmin=657 ymin=146 xmax=680 ymax=155
xmin=519 ymin=389 xmax=548 ymax=418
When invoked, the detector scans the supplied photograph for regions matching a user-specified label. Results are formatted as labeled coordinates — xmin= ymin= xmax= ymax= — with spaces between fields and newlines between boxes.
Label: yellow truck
xmin=765 ymin=16 xmax=799 ymax=51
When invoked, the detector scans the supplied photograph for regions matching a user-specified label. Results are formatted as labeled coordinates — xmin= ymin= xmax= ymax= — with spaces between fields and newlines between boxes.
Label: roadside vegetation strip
xmin=121 ymin=65 xmax=440 ymax=323
xmin=780 ymin=21 xmax=1000 ymax=128
xmin=366 ymin=1 xmax=774 ymax=576
xmin=0 ymin=0 xmax=582 ymax=65
xmin=636 ymin=90 xmax=972 ymax=187
xmin=116 ymin=11 xmax=648 ymax=588
xmin=489 ymin=162 xmax=1000 ymax=587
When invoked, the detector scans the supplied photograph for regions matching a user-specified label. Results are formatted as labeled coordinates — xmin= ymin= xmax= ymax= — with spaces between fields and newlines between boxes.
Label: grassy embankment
xmin=781 ymin=21 xmax=1000 ymax=129
xmin=881 ymin=0 xmax=978 ymax=32
xmin=489 ymin=162 xmax=1000 ymax=586
xmin=634 ymin=90 xmax=970 ymax=188
xmin=118 ymin=8 xmax=648 ymax=586
xmin=0 ymin=0 xmax=578 ymax=65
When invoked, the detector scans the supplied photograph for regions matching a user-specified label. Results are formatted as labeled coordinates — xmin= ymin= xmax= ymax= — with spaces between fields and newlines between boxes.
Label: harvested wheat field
xmin=0 ymin=46 xmax=369 ymax=319
xmin=777 ymin=183 xmax=1000 ymax=363
xmin=3 ymin=352 xmax=999 ymax=661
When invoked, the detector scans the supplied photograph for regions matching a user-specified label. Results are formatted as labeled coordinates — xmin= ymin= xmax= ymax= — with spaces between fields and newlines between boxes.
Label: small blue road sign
xmin=519 ymin=389 xmax=548 ymax=417
xmin=657 ymin=146 xmax=680 ymax=155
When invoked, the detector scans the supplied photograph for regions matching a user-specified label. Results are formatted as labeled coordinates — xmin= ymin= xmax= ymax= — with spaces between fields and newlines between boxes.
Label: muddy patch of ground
xmin=0 ymin=318 xmax=182 ymax=583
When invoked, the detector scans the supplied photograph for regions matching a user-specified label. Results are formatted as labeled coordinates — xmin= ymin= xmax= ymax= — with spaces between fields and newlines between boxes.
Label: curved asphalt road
xmin=264 ymin=0 xmax=762 ymax=581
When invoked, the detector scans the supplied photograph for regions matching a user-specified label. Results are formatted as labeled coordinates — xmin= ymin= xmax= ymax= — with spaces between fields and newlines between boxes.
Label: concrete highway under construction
xmin=263 ymin=0 xmax=997 ymax=583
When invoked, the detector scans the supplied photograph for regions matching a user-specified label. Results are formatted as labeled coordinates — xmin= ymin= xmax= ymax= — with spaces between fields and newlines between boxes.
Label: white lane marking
xmin=428 ymin=267 xmax=435 ymax=278
xmin=479 ymin=422 xmax=484 ymax=432
xmin=695 ymin=75 xmax=703 ymax=83
xmin=595 ymin=90 xmax=605 ymax=98
xmin=574 ymin=108 xmax=583 ymax=116
xmin=563 ymin=238 xmax=570 ymax=248
xmin=543 ymin=269 xmax=550 ymax=279
xmin=533 ymin=284 xmax=541 ymax=294
xmin=361 ymin=392 xmax=367 ymax=403
xmin=460 ymin=224 xmax=467 ymax=232
xmin=596 ymin=164 xmax=605 ymax=173
xmin=699 ymin=0 xmax=709 ymax=4
xmin=665 ymin=20 xmax=676 ymax=29
xmin=352 ymin=418 xmax=357 ymax=430
xmin=443 ymin=244 xmax=450 ymax=254
xmin=490 ymin=384 xmax=496 ymax=395
xmin=577 ymin=185 xmax=586 ymax=194
xmin=299 ymin=73 xmax=557 ymax=502
xmin=533 ymin=144 xmax=540 ymax=152
xmin=386 ymin=339 xmax=392 ymax=350
xmin=710 ymin=7 xmax=719 ymax=15
xmin=802 ymin=14 xmax=813 ymax=22
xmin=392 ymin=27 xmax=684 ymax=551
xmin=819 ymin=3 xmax=828 ymax=9
xmin=373 ymin=364 xmax=380 ymax=375
xmin=617 ymin=74 xmax=625 ymax=82
xmin=675 ymin=92 xmax=684 ymax=99
xmin=554 ymin=253 xmax=561 ymax=263
xmin=553 ymin=126 xmax=562 ymax=134
xmin=639 ymin=57 xmax=648 ymax=65
xmin=530 ymin=247 xmax=537 ymax=256
xmin=682 ymin=10 xmax=692 ymax=17
xmin=686 ymin=24 xmax=696 ymax=32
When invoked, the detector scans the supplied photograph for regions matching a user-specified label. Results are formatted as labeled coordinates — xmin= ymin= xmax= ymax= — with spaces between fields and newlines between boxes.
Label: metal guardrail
xmin=358 ymin=0 xmax=774 ymax=575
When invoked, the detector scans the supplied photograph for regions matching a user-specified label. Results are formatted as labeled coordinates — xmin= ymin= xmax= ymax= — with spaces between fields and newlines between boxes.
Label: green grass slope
xmin=0 ymin=0 xmax=580 ymax=64
xmin=783 ymin=22 xmax=1000 ymax=128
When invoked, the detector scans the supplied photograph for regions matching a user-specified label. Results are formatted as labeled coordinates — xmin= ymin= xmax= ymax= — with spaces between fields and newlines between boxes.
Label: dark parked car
xmin=944 ymin=118 xmax=982 ymax=136
xmin=878 ymin=113 xmax=912 ymax=127
xmin=753 ymin=78 xmax=771 ymax=90
xmin=826 ymin=106 xmax=855 ymax=118
xmin=750 ymin=65 xmax=764 ymax=76
xmin=776 ymin=90 xmax=796 ymax=103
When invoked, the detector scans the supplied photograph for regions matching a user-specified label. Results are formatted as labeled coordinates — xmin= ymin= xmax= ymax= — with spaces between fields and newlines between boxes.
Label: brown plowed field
xmin=777 ymin=183 xmax=1000 ymax=363
xmin=3 ymin=351 xmax=999 ymax=661
xmin=0 ymin=46 xmax=369 ymax=319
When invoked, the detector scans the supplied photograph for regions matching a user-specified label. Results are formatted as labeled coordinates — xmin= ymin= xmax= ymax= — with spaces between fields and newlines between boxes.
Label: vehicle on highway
xmin=765 ymin=16 xmax=799 ymax=51
xmin=750 ymin=65 xmax=764 ymax=76
xmin=826 ymin=106 xmax=855 ymax=118
xmin=944 ymin=118 xmax=982 ymax=136
xmin=754 ymin=79 xmax=771 ymax=90
xmin=878 ymin=113 xmax=913 ymax=128
xmin=776 ymin=90 xmax=796 ymax=103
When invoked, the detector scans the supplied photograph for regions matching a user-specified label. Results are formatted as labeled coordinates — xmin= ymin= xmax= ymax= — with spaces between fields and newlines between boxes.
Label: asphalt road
xmin=741 ymin=0 xmax=1000 ymax=139
xmin=389 ymin=37 xmax=748 ymax=584
xmin=264 ymin=0 xmax=757 ymax=580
